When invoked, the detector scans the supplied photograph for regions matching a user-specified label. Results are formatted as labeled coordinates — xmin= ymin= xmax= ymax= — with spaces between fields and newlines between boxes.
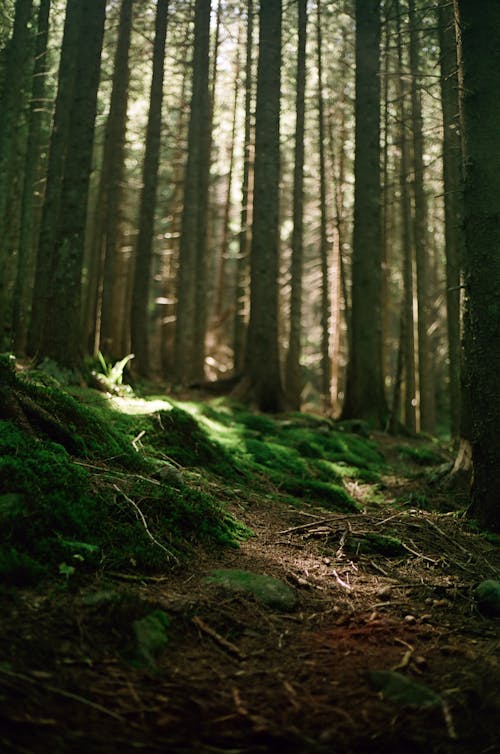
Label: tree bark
xmin=456 ymin=0 xmax=500 ymax=531
xmin=174 ymin=0 xmax=211 ymax=384
xmin=12 ymin=0 xmax=51 ymax=354
xmin=242 ymin=0 xmax=284 ymax=412
xmin=408 ymin=0 xmax=435 ymax=433
xmin=130 ymin=0 xmax=168 ymax=375
xmin=438 ymin=0 xmax=463 ymax=442
xmin=39 ymin=0 xmax=107 ymax=369
xmin=285 ymin=0 xmax=307 ymax=411
xmin=27 ymin=0 xmax=81 ymax=356
xmin=342 ymin=0 xmax=387 ymax=427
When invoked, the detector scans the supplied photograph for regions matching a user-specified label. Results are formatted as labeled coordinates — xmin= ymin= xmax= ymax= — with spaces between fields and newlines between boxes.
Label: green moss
xmin=397 ymin=445 xmax=445 ymax=466
xmin=346 ymin=533 xmax=405 ymax=556
xmin=243 ymin=438 xmax=309 ymax=477
xmin=275 ymin=477 xmax=360 ymax=512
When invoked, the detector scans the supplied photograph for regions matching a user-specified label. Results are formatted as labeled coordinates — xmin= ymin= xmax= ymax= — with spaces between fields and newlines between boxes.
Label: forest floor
xmin=0 ymin=389 xmax=499 ymax=754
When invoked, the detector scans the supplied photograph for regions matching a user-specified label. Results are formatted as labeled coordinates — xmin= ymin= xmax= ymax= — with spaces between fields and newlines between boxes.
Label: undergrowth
xmin=0 ymin=363 xmax=394 ymax=585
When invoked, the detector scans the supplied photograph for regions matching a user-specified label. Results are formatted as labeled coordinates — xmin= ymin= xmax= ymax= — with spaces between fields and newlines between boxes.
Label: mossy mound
xmin=397 ymin=444 xmax=446 ymax=466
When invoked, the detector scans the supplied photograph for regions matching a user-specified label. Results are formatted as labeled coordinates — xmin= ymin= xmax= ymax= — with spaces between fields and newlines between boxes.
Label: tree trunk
xmin=242 ymin=0 xmax=284 ymax=412
xmin=174 ymin=0 xmax=211 ymax=384
xmin=456 ymin=0 xmax=500 ymax=531
xmin=342 ymin=0 xmax=386 ymax=427
xmin=408 ymin=0 xmax=435 ymax=433
xmin=12 ymin=0 xmax=51 ymax=354
xmin=438 ymin=0 xmax=463 ymax=442
xmin=316 ymin=0 xmax=332 ymax=413
xmin=27 ymin=0 xmax=81 ymax=356
xmin=233 ymin=0 xmax=254 ymax=374
xmin=130 ymin=0 xmax=169 ymax=375
xmin=39 ymin=0 xmax=107 ymax=369
xmin=395 ymin=0 xmax=416 ymax=433
xmin=285 ymin=0 xmax=307 ymax=411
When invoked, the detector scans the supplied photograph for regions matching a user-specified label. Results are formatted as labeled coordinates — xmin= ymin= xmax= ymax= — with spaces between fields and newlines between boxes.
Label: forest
xmin=0 ymin=0 xmax=499 ymax=752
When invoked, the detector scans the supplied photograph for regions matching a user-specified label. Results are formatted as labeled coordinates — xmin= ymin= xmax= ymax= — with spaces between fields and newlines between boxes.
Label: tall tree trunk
xmin=86 ymin=0 xmax=134 ymax=361
xmin=285 ymin=0 xmax=307 ymax=410
xmin=395 ymin=0 xmax=416 ymax=432
xmin=456 ymin=0 xmax=500 ymax=532
xmin=0 ymin=0 xmax=33 ymax=253
xmin=12 ymin=0 xmax=51 ymax=354
xmin=214 ymin=24 xmax=241 ymax=325
xmin=242 ymin=0 xmax=284 ymax=412
xmin=342 ymin=0 xmax=386 ymax=427
xmin=233 ymin=0 xmax=254 ymax=373
xmin=174 ymin=0 xmax=211 ymax=384
xmin=316 ymin=0 xmax=331 ymax=413
xmin=27 ymin=0 xmax=81 ymax=356
xmin=438 ymin=0 xmax=463 ymax=442
xmin=39 ymin=0 xmax=106 ymax=368
xmin=408 ymin=0 xmax=435 ymax=433
xmin=0 ymin=0 xmax=34 ymax=346
xmin=130 ymin=0 xmax=169 ymax=375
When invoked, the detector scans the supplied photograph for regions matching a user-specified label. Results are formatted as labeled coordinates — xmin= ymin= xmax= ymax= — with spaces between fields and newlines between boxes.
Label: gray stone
xmin=207 ymin=568 xmax=297 ymax=611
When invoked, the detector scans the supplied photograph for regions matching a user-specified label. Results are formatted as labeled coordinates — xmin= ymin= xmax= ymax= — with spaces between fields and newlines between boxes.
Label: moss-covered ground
xmin=2 ymin=367 xmax=499 ymax=754
xmin=0 ymin=364 xmax=402 ymax=585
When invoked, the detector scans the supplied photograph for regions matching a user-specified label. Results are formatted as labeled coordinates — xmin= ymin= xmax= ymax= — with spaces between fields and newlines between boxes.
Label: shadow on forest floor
xmin=0 ymin=381 xmax=498 ymax=754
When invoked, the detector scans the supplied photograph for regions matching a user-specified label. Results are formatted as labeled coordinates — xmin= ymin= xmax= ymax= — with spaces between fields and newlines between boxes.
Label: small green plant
xmin=92 ymin=352 xmax=135 ymax=395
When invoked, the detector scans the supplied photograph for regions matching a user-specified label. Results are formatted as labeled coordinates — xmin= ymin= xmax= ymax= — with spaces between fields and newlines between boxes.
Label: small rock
xmin=404 ymin=614 xmax=417 ymax=624
xmin=207 ymin=569 xmax=297 ymax=611
xmin=369 ymin=670 xmax=440 ymax=708
xmin=474 ymin=580 xmax=500 ymax=617
xmin=133 ymin=610 xmax=170 ymax=668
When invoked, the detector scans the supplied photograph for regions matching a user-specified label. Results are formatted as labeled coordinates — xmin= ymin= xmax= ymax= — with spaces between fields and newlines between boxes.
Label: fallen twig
xmin=0 ymin=666 xmax=124 ymax=722
xmin=192 ymin=616 xmax=244 ymax=659
xmin=113 ymin=484 xmax=179 ymax=564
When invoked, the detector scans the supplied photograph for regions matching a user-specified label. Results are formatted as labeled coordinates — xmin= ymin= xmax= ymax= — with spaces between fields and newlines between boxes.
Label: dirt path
xmin=1 ymin=463 xmax=499 ymax=754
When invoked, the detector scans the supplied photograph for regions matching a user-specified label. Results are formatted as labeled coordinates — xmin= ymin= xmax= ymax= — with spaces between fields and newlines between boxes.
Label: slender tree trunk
xmin=39 ymin=0 xmax=106 ymax=368
xmin=408 ymin=0 xmax=435 ymax=433
xmin=130 ymin=0 xmax=169 ymax=375
xmin=12 ymin=0 xmax=51 ymax=354
xmin=395 ymin=0 xmax=416 ymax=432
xmin=174 ymin=0 xmax=211 ymax=384
xmin=242 ymin=0 xmax=284 ymax=412
xmin=27 ymin=0 xmax=81 ymax=356
xmin=438 ymin=0 xmax=463 ymax=442
xmin=86 ymin=0 xmax=133 ymax=361
xmin=233 ymin=0 xmax=254 ymax=373
xmin=214 ymin=24 xmax=242 ymax=324
xmin=342 ymin=0 xmax=386 ymax=426
xmin=456 ymin=0 xmax=500 ymax=531
xmin=316 ymin=0 xmax=331 ymax=413
xmin=284 ymin=0 xmax=307 ymax=410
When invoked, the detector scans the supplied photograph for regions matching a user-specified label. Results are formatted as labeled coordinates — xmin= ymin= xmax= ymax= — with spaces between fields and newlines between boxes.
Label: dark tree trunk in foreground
xmin=130 ymin=0 xmax=168 ymax=375
xmin=27 ymin=0 xmax=81 ymax=356
xmin=285 ymin=0 xmax=307 ymax=410
xmin=438 ymin=0 xmax=463 ymax=442
xmin=342 ymin=0 xmax=386 ymax=427
xmin=174 ymin=0 xmax=211 ymax=384
xmin=39 ymin=0 xmax=106 ymax=369
xmin=456 ymin=0 xmax=500 ymax=532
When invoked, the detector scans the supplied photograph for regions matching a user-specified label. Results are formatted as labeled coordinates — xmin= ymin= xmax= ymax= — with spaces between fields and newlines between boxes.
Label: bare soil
xmin=1 ymin=435 xmax=499 ymax=754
